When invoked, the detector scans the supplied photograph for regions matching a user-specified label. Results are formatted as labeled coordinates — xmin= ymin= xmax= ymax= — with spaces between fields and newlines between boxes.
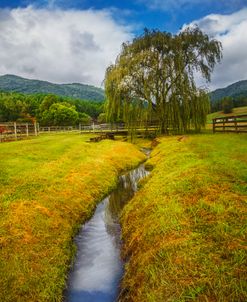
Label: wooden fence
xmin=79 ymin=122 xmax=159 ymax=136
xmin=38 ymin=123 xmax=124 ymax=133
xmin=212 ymin=114 xmax=247 ymax=133
xmin=39 ymin=125 xmax=79 ymax=133
xmin=0 ymin=121 xmax=160 ymax=142
xmin=0 ymin=122 xmax=39 ymax=142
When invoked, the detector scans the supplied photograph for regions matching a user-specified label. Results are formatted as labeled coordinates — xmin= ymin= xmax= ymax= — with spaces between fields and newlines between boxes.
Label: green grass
xmin=0 ymin=133 xmax=145 ymax=302
xmin=120 ymin=133 xmax=247 ymax=302
xmin=207 ymin=106 xmax=247 ymax=123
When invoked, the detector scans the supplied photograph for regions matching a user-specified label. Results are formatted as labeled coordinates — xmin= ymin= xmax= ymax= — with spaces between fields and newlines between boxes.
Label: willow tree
xmin=105 ymin=27 xmax=222 ymax=134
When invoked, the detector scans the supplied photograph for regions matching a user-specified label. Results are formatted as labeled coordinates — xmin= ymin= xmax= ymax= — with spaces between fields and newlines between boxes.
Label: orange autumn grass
xmin=0 ymin=133 xmax=145 ymax=302
xmin=120 ymin=134 xmax=247 ymax=302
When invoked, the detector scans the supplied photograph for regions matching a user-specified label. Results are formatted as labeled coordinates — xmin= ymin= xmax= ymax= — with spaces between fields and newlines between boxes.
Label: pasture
xmin=121 ymin=133 xmax=247 ymax=302
xmin=0 ymin=132 xmax=246 ymax=302
xmin=207 ymin=106 xmax=247 ymax=123
xmin=0 ymin=133 xmax=145 ymax=302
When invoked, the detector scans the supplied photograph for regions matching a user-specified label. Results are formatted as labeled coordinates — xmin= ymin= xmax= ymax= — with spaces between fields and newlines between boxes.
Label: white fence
xmin=0 ymin=122 xmax=39 ymax=142
xmin=0 ymin=122 xmax=106 ymax=142
xmin=39 ymin=125 xmax=80 ymax=133
xmin=0 ymin=122 xmax=159 ymax=142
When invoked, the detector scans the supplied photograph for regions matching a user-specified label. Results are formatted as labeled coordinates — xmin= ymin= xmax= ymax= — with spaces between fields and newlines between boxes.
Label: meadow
xmin=207 ymin=106 xmax=247 ymax=123
xmin=0 ymin=133 xmax=145 ymax=302
xmin=120 ymin=133 xmax=247 ymax=302
xmin=1 ymin=131 xmax=246 ymax=302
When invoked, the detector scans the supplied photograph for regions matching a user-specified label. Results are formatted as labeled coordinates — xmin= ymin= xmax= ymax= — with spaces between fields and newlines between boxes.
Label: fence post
xmin=34 ymin=122 xmax=38 ymax=136
xmin=14 ymin=122 xmax=17 ymax=140
xmin=234 ymin=117 xmax=238 ymax=133
xmin=26 ymin=123 xmax=29 ymax=137
xmin=213 ymin=119 xmax=215 ymax=133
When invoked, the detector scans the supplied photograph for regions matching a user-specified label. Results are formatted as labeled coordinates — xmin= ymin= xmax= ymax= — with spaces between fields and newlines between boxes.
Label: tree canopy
xmin=0 ymin=92 xmax=103 ymax=125
xmin=210 ymin=95 xmax=247 ymax=113
xmin=105 ymin=26 xmax=222 ymax=133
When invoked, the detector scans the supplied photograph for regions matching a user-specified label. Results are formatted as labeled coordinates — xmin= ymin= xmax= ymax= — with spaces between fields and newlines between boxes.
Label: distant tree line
xmin=0 ymin=92 xmax=104 ymax=125
xmin=211 ymin=95 xmax=247 ymax=114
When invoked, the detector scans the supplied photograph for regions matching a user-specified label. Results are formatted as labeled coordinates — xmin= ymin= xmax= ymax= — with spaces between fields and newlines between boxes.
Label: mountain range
xmin=0 ymin=74 xmax=247 ymax=103
xmin=210 ymin=80 xmax=247 ymax=101
xmin=0 ymin=74 xmax=105 ymax=102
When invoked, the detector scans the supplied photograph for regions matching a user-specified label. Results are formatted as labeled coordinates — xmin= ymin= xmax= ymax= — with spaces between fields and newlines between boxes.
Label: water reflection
xmin=106 ymin=164 xmax=148 ymax=222
xmin=66 ymin=164 xmax=149 ymax=302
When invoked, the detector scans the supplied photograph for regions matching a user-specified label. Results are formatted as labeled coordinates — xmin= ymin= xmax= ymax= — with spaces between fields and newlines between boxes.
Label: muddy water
xmin=66 ymin=163 xmax=149 ymax=302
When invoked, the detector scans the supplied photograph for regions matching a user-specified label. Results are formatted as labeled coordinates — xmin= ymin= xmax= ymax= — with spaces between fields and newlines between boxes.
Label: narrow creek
xmin=65 ymin=155 xmax=150 ymax=302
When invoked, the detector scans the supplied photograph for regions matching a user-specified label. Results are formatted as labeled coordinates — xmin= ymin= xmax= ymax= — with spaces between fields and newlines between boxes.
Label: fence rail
xmin=39 ymin=126 xmax=79 ymax=133
xmin=0 ymin=122 xmax=39 ymax=142
xmin=212 ymin=114 xmax=247 ymax=133
xmin=0 ymin=121 xmax=160 ymax=143
xmin=79 ymin=122 xmax=159 ymax=135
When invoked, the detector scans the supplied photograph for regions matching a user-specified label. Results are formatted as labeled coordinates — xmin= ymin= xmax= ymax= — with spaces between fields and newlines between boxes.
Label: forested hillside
xmin=210 ymin=80 xmax=247 ymax=113
xmin=210 ymin=79 xmax=247 ymax=101
xmin=0 ymin=74 xmax=105 ymax=102
xmin=0 ymin=92 xmax=103 ymax=125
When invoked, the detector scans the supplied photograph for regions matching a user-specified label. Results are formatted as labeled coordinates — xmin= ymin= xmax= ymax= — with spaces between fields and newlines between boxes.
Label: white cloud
xmin=183 ymin=8 xmax=247 ymax=90
xmin=0 ymin=6 xmax=133 ymax=86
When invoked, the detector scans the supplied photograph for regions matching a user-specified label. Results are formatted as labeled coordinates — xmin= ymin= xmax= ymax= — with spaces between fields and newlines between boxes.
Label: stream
xmin=65 ymin=158 xmax=149 ymax=302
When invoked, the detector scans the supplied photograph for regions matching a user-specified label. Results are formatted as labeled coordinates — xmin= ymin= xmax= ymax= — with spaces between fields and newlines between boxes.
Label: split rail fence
xmin=212 ymin=114 xmax=247 ymax=133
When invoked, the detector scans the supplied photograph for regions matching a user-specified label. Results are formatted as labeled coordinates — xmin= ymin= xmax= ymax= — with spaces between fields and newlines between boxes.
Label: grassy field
xmin=120 ymin=133 xmax=247 ymax=302
xmin=207 ymin=106 xmax=247 ymax=123
xmin=0 ymin=133 xmax=145 ymax=302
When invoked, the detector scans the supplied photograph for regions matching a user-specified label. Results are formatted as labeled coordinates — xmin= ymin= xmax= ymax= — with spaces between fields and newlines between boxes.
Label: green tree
xmin=97 ymin=113 xmax=107 ymax=123
xmin=41 ymin=103 xmax=79 ymax=126
xmin=0 ymin=92 xmax=103 ymax=123
xmin=0 ymin=92 xmax=37 ymax=122
xmin=39 ymin=94 xmax=60 ymax=112
xmin=71 ymin=99 xmax=103 ymax=118
xmin=78 ymin=112 xmax=91 ymax=125
xmin=105 ymin=27 xmax=222 ymax=134
xmin=222 ymin=97 xmax=234 ymax=114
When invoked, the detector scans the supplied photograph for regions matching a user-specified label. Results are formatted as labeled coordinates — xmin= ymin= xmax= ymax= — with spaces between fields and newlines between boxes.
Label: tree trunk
xmin=160 ymin=120 xmax=168 ymax=134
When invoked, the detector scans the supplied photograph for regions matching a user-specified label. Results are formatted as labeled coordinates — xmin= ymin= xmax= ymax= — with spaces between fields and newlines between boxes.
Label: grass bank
xmin=120 ymin=133 xmax=247 ymax=302
xmin=0 ymin=133 xmax=145 ymax=302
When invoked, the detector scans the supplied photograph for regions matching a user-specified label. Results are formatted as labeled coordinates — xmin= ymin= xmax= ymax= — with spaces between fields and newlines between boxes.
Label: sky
xmin=0 ymin=1 xmax=247 ymax=90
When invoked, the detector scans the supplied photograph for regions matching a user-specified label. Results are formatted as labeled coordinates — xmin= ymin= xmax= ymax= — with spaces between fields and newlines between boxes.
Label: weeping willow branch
xmin=104 ymin=26 xmax=222 ymax=135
